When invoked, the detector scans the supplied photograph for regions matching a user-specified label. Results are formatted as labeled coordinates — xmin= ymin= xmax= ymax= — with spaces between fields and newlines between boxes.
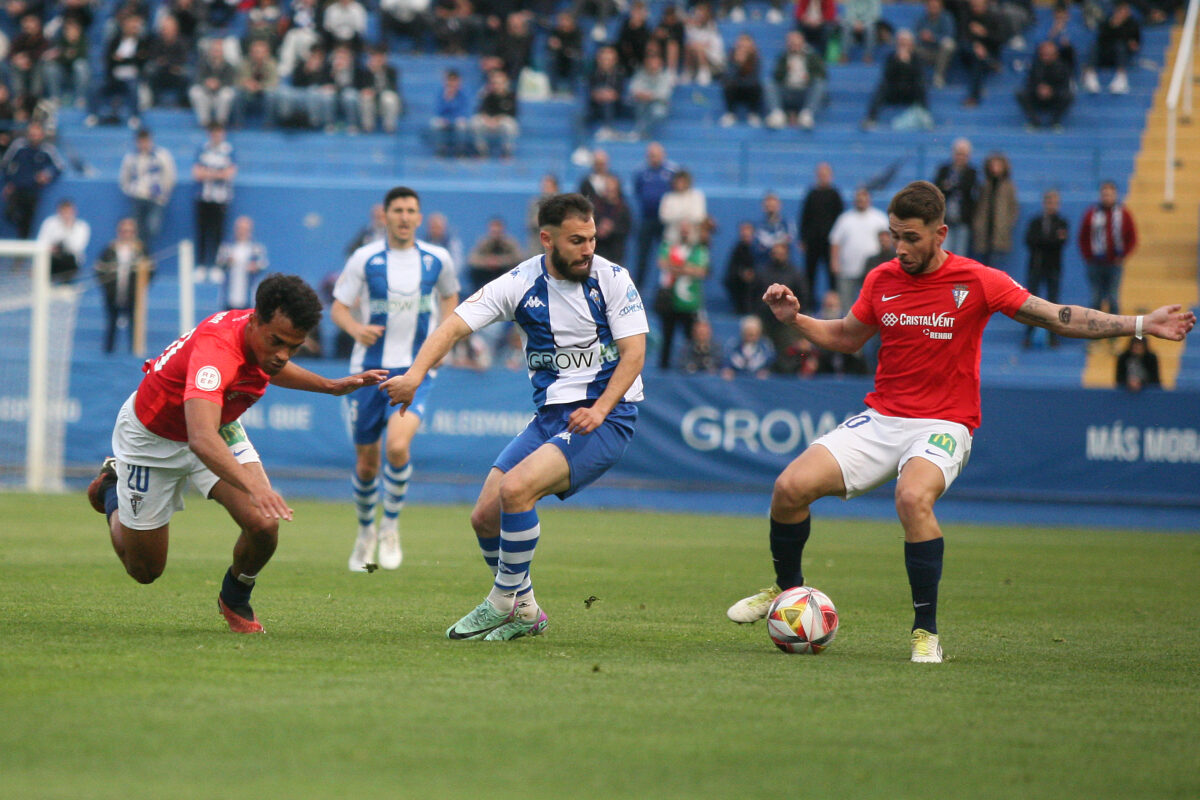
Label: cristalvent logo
xmin=880 ymin=311 xmax=956 ymax=339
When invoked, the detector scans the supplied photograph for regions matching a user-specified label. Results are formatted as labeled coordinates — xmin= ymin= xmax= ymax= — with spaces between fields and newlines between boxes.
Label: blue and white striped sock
xmin=477 ymin=534 xmax=500 ymax=576
xmin=487 ymin=509 xmax=539 ymax=615
xmin=381 ymin=461 xmax=411 ymax=525
xmin=352 ymin=475 xmax=378 ymax=528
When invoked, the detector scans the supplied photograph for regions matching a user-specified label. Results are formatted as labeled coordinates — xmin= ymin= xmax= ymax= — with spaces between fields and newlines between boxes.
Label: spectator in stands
xmin=861 ymin=29 xmax=928 ymax=130
xmin=37 ymin=197 xmax=90 ymax=283
xmin=798 ymin=162 xmax=844 ymax=309
xmin=467 ymin=215 xmax=522 ymax=293
xmin=1044 ymin=4 xmax=1077 ymax=75
xmin=1 ymin=121 xmax=64 ymax=239
xmin=794 ymin=0 xmax=838 ymax=60
xmin=546 ymin=11 xmax=585 ymax=96
xmin=119 ymin=127 xmax=177 ymax=248
xmin=526 ymin=173 xmax=559 ymax=255
xmin=281 ymin=45 xmax=333 ymax=129
xmin=631 ymin=142 xmax=676 ymax=288
xmin=1078 ymin=180 xmax=1137 ymax=315
xmin=431 ymin=0 xmax=476 ymax=56
xmin=1082 ymin=0 xmax=1140 ymax=95
xmin=812 ymin=289 xmax=867 ymax=374
xmin=423 ymin=211 xmax=465 ymax=274
xmin=86 ymin=13 xmax=147 ymax=128
xmin=578 ymin=150 xmax=614 ymax=201
xmin=616 ymin=1 xmax=653 ymax=75
xmin=360 ymin=46 xmax=402 ymax=134
xmin=346 ymin=202 xmax=386 ymax=252
xmin=322 ymin=0 xmax=368 ymax=54
xmin=158 ymin=0 xmax=201 ymax=49
xmin=1017 ymin=39 xmax=1073 ymax=130
xmin=573 ymin=0 xmax=621 ymax=44
xmin=720 ymin=34 xmax=765 ymax=127
xmin=327 ymin=45 xmax=366 ymax=132
xmin=95 ymin=217 xmax=152 ymax=353
xmin=933 ymin=137 xmax=978 ymax=256
xmin=242 ymin=0 xmax=286 ymax=53
xmin=971 ymin=151 xmax=1018 ymax=267
xmin=863 ymin=229 xmax=896 ymax=274
xmin=770 ymin=30 xmax=826 ymax=130
xmin=629 ymin=50 xmax=673 ymax=141
xmin=655 ymin=218 xmax=709 ymax=370
xmin=914 ymin=0 xmax=956 ymax=88
xmin=204 ymin=0 xmax=242 ymax=35
xmin=682 ymin=317 xmax=722 ymax=375
xmin=1021 ymin=188 xmax=1069 ymax=348
xmin=191 ymin=122 xmax=236 ymax=275
xmin=588 ymin=45 xmax=628 ymax=139
xmin=234 ymin=39 xmax=281 ymax=128
xmin=659 ymin=168 xmax=706 ymax=245
xmin=471 ymin=69 xmax=519 ymax=159
xmin=594 ymin=176 xmax=633 ymax=264
xmin=8 ymin=13 xmax=48 ymax=108
xmin=754 ymin=191 xmax=797 ymax=264
xmin=0 ymin=86 xmax=20 ymax=155
xmin=53 ymin=0 xmax=96 ymax=36
xmin=190 ymin=38 xmax=237 ymax=128
xmin=380 ymin=0 xmax=432 ymax=52
xmin=214 ymin=215 xmax=268 ymax=310
xmin=724 ymin=220 xmax=759 ymax=315
xmin=652 ymin=4 xmax=686 ymax=76
xmin=481 ymin=11 xmax=534 ymax=84
xmin=721 ymin=314 xmax=774 ymax=380
xmin=42 ymin=16 xmax=89 ymax=108
xmin=841 ymin=0 xmax=883 ymax=62
xmin=1115 ymin=337 xmax=1160 ymax=392
xmin=430 ymin=68 xmax=470 ymax=156
xmin=278 ymin=0 xmax=322 ymax=77
xmin=683 ymin=2 xmax=725 ymax=86
xmin=960 ymin=0 xmax=1005 ymax=107
xmin=756 ymin=239 xmax=809 ymax=350
xmin=143 ymin=14 xmax=190 ymax=109
xmin=829 ymin=186 xmax=889 ymax=312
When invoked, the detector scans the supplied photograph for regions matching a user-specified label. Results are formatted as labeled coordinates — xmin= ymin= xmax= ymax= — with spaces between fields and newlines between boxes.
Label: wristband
xmin=1134 ymin=315 xmax=1144 ymax=340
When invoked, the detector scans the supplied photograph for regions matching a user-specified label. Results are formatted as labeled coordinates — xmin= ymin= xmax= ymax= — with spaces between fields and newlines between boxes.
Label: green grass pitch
xmin=1 ymin=492 xmax=1198 ymax=799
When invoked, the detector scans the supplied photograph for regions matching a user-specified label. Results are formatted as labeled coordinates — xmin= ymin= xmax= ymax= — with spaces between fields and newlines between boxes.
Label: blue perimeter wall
xmin=54 ymin=356 xmax=1200 ymax=532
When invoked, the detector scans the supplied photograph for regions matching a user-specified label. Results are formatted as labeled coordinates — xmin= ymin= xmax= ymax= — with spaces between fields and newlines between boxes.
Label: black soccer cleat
xmin=87 ymin=457 xmax=118 ymax=515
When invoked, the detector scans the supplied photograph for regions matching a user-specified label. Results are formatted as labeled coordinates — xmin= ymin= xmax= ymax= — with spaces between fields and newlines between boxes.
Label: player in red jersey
xmin=726 ymin=181 xmax=1195 ymax=662
xmin=87 ymin=274 xmax=387 ymax=633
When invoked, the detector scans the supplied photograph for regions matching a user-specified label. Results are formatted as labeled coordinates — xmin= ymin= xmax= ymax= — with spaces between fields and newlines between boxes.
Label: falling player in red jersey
xmin=87 ymin=274 xmax=387 ymax=633
xmin=726 ymin=180 xmax=1196 ymax=662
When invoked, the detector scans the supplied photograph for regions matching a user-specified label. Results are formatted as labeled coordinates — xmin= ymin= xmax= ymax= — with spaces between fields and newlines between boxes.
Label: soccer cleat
xmin=484 ymin=608 xmax=549 ymax=641
xmin=911 ymin=628 xmax=943 ymax=663
xmin=87 ymin=457 xmax=118 ymax=514
xmin=726 ymin=585 xmax=781 ymax=624
xmin=377 ymin=519 xmax=402 ymax=570
xmin=218 ymin=596 xmax=265 ymax=634
xmin=348 ymin=523 xmax=378 ymax=572
xmin=446 ymin=600 xmax=513 ymax=640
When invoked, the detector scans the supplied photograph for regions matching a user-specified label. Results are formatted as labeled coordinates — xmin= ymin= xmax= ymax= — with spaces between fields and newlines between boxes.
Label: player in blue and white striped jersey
xmin=382 ymin=193 xmax=649 ymax=640
xmin=331 ymin=187 xmax=459 ymax=573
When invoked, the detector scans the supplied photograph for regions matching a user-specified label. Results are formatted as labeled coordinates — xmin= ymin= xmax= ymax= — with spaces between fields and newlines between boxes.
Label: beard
xmin=550 ymin=245 xmax=592 ymax=283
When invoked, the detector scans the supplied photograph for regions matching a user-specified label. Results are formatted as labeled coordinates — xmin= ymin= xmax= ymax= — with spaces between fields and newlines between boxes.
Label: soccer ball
xmin=766 ymin=586 xmax=839 ymax=654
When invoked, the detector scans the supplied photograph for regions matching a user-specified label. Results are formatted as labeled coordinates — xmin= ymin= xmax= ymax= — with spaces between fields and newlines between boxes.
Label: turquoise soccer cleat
xmin=446 ymin=600 xmax=513 ymax=640
xmin=484 ymin=609 xmax=549 ymax=641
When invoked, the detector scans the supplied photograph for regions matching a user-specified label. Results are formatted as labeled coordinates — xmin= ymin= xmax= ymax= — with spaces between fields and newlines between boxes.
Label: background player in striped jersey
xmin=727 ymin=180 xmax=1195 ymax=663
xmin=381 ymin=193 xmax=649 ymax=640
xmin=331 ymin=187 xmax=460 ymax=572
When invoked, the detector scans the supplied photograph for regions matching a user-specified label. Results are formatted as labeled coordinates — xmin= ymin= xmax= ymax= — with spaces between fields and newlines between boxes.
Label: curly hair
xmin=254 ymin=273 xmax=323 ymax=332
xmin=537 ymin=193 xmax=594 ymax=229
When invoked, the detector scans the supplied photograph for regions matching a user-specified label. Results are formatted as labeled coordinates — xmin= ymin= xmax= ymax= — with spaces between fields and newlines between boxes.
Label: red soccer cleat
xmin=87 ymin=457 xmax=118 ymax=515
xmin=218 ymin=596 xmax=265 ymax=634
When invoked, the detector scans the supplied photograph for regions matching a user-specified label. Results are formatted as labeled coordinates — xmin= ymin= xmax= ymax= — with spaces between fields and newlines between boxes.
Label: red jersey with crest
xmin=133 ymin=310 xmax=270 ymax=442
xmin=850 ymin=254 xmax=1030 ymax=432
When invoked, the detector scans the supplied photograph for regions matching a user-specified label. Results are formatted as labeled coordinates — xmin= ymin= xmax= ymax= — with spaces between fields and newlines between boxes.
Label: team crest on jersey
xmin=953 ymin=284 xmax=969 ymax=309
xmin=129 ymin=493 xmax=144 ymax=517
xmin=589 ymin=288 xmax=601 ymax=303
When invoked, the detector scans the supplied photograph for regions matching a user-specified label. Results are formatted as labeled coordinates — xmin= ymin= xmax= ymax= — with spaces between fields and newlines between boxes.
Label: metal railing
xmin=1164 ymin=0 xmax=1199 ymax=208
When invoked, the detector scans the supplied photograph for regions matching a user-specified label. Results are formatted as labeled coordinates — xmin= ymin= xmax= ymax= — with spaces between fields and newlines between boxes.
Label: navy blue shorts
xmin=342 ymin=368 xmax=434 ymax=446
xmin=494 ymin=401 xmax=638 ymax=500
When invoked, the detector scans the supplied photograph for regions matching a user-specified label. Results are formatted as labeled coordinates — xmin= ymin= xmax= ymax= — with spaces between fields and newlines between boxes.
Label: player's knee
xmin=126 ymin=561 xmax=164 ymax=584
xmin=384 ymin=444 xmax=410 ymax=468
xmin=894 ymin=484 xmax=935 ymax=520
xmin=245 ymin=515 xmax=280 ymax=543
xmin=469 ymin=505 xmax=498 ymax=537
xmin=497 ymin=476 xmax=535 ymax=513
xmin=772 ymin=473 xmax=815 ymax=513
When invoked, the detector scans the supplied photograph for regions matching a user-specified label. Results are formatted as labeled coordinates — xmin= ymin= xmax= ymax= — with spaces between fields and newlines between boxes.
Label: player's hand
xmin=567 ymin=405 xmax=606 ymax=434
xmin=1144 ymin=305 xmax=1197 ymax=341
xmin=354 ymin=323 xmax=386 ymax=347
xmin=327 ymin=369 xmax=390 ymax=396
xmin=381 ymin=373 xmax=420 ymax=410
xmin=763 ymin=283 xmax=801 ymax=323
xmin=251 ymin=487 xmax=293 ymax=521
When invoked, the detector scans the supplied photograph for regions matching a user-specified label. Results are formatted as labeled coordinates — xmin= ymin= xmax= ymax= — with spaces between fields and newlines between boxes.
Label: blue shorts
xmin=343 ymin=368 xmax=434 ymax=446
xmin=494 ymin=401 xmax=638 ymax=500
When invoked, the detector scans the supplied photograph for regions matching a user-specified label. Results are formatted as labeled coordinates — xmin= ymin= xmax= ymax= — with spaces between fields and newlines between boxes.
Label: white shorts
xmin=813 ymin=408 xmax=972 ymax=499
xmin=110 ymin=393 xmax=261 ymax=531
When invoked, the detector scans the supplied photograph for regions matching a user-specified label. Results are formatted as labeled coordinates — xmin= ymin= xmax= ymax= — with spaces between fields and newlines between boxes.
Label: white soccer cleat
xmin=911 ymin=629 xmax=944 ymax=663
xmin=348 ymin=523 xmax=377 ymax=572
xmin=377 ymin=519 xmax=402 ymax=570
xmin=726 ymin=585 xmax=780 ymax=623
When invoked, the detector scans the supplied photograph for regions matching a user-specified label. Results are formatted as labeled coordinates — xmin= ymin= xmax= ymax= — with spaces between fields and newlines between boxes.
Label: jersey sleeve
xmin=453 ymin=272 xmax=516 ymax=331
xmin=980 ymin=265 xmax=1031 ymax=316
xmin=605 ymin=265 xmax=650 ymax=339
xmin=182 ymin=327 xmax=241 ymax=406
xmin=434 ymin=249 xmax=460 ymax=298
xmin=849 ymin=267 xmax=881 ymax=326
xmin=331 ymin=250 xmax=367 ymax=308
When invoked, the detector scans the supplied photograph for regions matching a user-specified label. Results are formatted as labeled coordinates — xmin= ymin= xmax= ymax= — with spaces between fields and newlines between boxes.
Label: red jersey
xmin=134 ymin=310 xmax=270 ymax=442
xmin=850 ymin=254 xmax=1030 ymax=432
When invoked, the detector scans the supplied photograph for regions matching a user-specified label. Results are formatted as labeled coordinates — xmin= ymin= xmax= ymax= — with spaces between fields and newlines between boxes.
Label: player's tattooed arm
xmin=1014 ymin=296 xmax=1130 ymax=339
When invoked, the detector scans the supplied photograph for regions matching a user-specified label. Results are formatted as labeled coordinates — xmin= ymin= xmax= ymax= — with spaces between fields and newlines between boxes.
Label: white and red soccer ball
xmin=766 ymin=586 xmax=839 ymax=654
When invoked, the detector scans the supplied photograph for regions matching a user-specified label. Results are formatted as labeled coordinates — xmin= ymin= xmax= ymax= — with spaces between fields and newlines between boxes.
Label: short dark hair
xmin=888 ymin=180 xmax=945 ymax=226
xmin=538 ymin=193 xmax=594 ymax=228
xmin=136 ymin=127 xmax=152 ymax=139
xmin=384 ymin=185 xmax=420 ymax=209
xmin=255 ymin=274 xmax=323 ymax=332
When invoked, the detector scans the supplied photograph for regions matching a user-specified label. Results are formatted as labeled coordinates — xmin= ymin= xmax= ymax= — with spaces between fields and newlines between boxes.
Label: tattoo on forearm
xmin=1058 ymin=307 xmax=1071 ymax=324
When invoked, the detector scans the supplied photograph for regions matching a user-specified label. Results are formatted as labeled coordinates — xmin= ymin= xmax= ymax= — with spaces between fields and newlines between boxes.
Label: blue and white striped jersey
xmin=333 ymin=239 xmax=459 ymax=373
xmin=455 ymin=253 xmax=648 ymax=408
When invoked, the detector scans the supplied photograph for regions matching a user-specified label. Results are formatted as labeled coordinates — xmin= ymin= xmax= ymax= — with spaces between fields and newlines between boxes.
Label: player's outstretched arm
xmin=567 ymin=333 xmax=646 ymax=435
xmin=382 ymin=312 xmax=474 ymax=408
xmin=762 ymin=283 xmax=875 ymax=354
xmin=269 ymin=361 xmax=390 ymax=395
xmin=1013 ymin=297 xmax=1196 ymax=341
